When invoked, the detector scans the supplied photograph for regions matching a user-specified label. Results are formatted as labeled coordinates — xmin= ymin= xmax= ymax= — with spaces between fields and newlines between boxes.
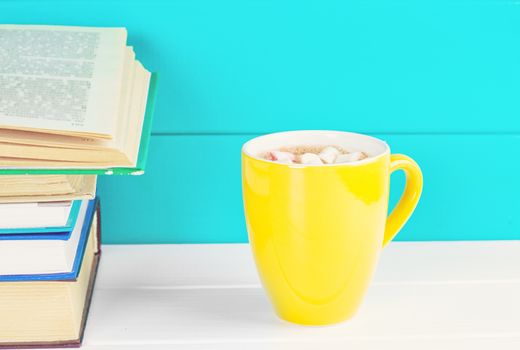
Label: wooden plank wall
xmin=2 ymin=0 xmax=518 ymax=242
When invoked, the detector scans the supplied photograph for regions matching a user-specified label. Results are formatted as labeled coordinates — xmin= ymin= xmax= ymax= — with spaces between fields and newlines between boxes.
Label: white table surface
xmin=78 ymin=242 xmax=520 ymax=349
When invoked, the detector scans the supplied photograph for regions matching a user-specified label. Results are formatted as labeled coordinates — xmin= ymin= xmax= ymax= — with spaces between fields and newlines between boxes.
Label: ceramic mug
xmin=241 ymin=130 xmax=423 ymax=325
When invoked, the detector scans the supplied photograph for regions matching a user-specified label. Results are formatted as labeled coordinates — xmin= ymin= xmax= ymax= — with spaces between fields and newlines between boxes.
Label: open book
xmin=0 ymin=25 xmax=157 ymax=174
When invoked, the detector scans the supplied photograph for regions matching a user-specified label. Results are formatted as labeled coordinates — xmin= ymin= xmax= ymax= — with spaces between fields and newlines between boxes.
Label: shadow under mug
xmin=242 ymin=130 xmax=423 ymax=325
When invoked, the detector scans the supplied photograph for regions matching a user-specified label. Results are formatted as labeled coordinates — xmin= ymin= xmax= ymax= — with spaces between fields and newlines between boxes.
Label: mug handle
xmin=382 ymin=154 xmax=423 ymax=247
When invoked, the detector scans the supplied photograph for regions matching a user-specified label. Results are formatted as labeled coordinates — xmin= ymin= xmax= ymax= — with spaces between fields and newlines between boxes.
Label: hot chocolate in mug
xmin=242 ymin=130 xmax=423 ymax=325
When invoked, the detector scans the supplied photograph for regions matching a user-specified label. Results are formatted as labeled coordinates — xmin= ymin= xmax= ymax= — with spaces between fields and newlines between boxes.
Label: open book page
xmin=0 ymin=157 xmax=128 ymax=168
xmin=0 ymin=25 xmax=127 ymax=138
xmin=0 ymin=47 xmax=136 ymax=150
xmin=123 ymin=61 xmax=151 ymax=164
xmin=0 ymin=50 xmax=150 ymax=166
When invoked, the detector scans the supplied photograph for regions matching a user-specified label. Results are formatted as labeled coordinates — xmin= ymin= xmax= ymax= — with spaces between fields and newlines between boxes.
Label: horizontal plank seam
xmin=96 ymin=279 xmax=520 ymax=290
xmin=87 ymin=333 xmax=520 ymax=346
xmin=97 ymin=284 xmax=262 ymax=290
xmin=150 ymin=132 xmax=520 ymax=136
xmin=101 ymin=241 xmax=520 ymax=248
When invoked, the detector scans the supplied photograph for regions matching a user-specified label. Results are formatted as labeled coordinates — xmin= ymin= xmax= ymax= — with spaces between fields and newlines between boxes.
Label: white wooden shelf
xmin=78 ymin=242 xmax=520 ymax=349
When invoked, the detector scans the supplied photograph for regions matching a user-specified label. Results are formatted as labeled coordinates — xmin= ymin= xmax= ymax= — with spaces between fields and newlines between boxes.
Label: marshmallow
xmin=318 ymin=146 xmax=340 ymax=164
xmin=300 ymin=153 xmax=323 ymax=165
xmin=335 ymin=152 xmax=367 ymax=163
xmin=267 ymin=151 xmax=295 ymax=163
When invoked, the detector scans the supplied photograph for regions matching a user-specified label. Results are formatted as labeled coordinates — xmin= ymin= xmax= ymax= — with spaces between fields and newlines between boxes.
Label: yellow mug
xmin=242 ymin=130 xmax=423 ymax=325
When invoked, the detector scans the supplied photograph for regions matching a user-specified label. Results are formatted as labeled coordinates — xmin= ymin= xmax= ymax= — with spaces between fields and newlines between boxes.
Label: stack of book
xmin=0 ymin=25 xmax=157 ymax=348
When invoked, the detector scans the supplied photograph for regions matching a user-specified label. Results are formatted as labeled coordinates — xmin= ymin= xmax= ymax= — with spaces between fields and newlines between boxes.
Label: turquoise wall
xmin=2 ymin=0 xmax=519 ymax=243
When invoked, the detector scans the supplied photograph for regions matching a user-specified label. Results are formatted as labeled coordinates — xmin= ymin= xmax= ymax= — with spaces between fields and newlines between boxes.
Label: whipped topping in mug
xmin=263 ymin=145 xmax=368 ymax=165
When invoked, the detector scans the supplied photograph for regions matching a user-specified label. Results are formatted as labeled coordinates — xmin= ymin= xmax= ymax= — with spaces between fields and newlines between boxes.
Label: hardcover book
xmin=0 ymin=200 xmax=101 ymax=348
xmin=0 ymin=175 xmax=96 ymax=203
xmin=0 ymin=199 xmax=96 ymax=281
xmin=0 ymin=200 xmax=81 ymax=235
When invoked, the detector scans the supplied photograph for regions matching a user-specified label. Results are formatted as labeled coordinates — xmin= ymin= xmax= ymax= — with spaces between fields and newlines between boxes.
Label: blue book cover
xmin=0 ymin=199 xmax=98 ymax=282
xmin=0 ymin=200 xmax=82 ymax=240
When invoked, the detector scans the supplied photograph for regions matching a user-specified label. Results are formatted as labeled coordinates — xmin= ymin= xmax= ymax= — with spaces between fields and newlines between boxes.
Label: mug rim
xmin=242 ymin=130 xmax=390 ymax=167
